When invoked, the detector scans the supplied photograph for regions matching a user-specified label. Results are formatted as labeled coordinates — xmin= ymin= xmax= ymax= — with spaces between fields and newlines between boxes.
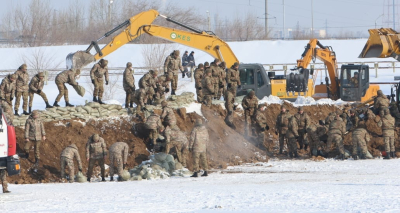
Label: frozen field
xmin=2 ymin=158 xmax=400 ymax=212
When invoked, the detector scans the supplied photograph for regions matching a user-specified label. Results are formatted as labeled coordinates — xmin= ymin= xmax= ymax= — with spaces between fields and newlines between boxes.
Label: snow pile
xmin=293 ymin=96 xmax=317 ymax=105
xmin=259 ymin=95 xmax=283 ymax=105
xmin=185 ymin=102 xmax=203 ymax=117
xmin=104 ymin=99 xmax=122 ymax=105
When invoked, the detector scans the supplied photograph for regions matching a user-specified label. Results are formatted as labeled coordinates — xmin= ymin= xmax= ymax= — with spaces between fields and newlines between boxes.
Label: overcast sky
xmin=1 ymin=0 xmax=395 ymax=37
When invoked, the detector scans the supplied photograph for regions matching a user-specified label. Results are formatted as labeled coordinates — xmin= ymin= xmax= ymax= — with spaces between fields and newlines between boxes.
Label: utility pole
xmin=311 ymin=0 xmax=314 ymax=37
xmin=325 ymin=19 xmax=328 ymax=38
xmin=393 ymin=0 xmax=396 ymax=30
xmin=283 ymin=0 xmax=285 ymax=39
xmin=108 ymin=0 xmax=114 ymax=27
xmin=265 ymin=0 xmax=268 ymax=37
xmin=207 ymin=11 xmax=211 ymax=31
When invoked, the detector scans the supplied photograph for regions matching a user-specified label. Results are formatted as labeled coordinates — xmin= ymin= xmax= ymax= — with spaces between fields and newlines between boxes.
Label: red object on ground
xmin=381 ymin=151 xmax=387 ymax=157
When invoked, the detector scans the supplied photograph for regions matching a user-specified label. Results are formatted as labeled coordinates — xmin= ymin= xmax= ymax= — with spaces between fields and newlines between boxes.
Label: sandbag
xmin=82 ymin=106 xmax=92 ymax=114
xmin=120 ymin=170 xmax=131 ymax=181
xmin=57 ymin=107 xmax=68 ymax=112
xmin=73 ymin=84 xmax=86 ymax=97
xmin=46 ymin=108 xmax=57 ymax=113
xmin=75 ymin=106 xmax=84 ymax=113
xmin=74 ymin=171 xmax=87 ymax=183
xmin=86 ymin=102 xmax=101 ymax=108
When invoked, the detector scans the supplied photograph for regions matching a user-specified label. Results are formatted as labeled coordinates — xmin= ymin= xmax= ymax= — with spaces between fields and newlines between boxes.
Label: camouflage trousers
xmin=3 ymin=94 xmax=13 ymax=107
xmin=218 ymin=83 xmax=226 ymax=100
xmin=0 ymin=169 xmax=8 ymax=193
xmin=287 ymin=137 xmax=298 ymax=154
xmin=14 ymin=90 xmax=28 ymax=111
xmin=193 ymin=152 xmax=208 ymax=171
xmin=109 ymin=155 xmax=123 ymax=177
xmin=55 ymin=81 xmax=69 ymax=102
xmin=149 ymin=129 xmax=158 ymax=144
xmin=93 ymin=78 xmax=105 ymax=99
xmin=297 ymin=130 xmax=308 ymax=148
xmin=213 ymin=83 xmax=219 ymax=99
xmin=203 ymin=95 xmax=213 ymax=107
xmin=229 ymin=82 xmax=238 ymax=96
xmin=87 ymin=158 xmax=105 ymax=179
xmin=326 ymin=133 xmax=344 ymax=155
xmin=278 ymin=130 xmax=288 ymax=151
xmin=352 ymin=135 xmax=368 ymax=156
xmin=168 ymin=73 xmax=178 ymax=91
xmin=244 ymin=111 xmax=255 ymax=137
xmin=29 ymin=90 xmax=49 ymax=107
xmin=196 ymin=88 xmax=203 ymax=103
xmin=124 ymin=87 xmax=135 ymax=107
xmin=383 ymin=129 xmax=395 ymax=152
xmin=60 ymin=156 xmax=75 ymax=182
xmin=24 ymin=140 xmax=41 ymax=159
xmin=254 ymin=125 xmax=266 ymax=147
xmin=166 ymin=141 xmax=188 ymax=167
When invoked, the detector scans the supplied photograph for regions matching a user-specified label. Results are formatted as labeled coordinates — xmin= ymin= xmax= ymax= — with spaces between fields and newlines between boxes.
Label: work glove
xmin=260 ymin=127 xmax=265 ymax=131
xmin=233 ymin=105 xmax=237 ymax=110
xmin=91 ymin=79 xmax=95 ymax=84
xmin=275 ymin=131 xmax=278 ymax=135
xmin=153 ymin=94 xmax=157 ymax=99
xmin=142 ymin=107 xmax=147 ymax=111
xmin=131 ymin=86 xmax=136 ymax=91
xmin=228 ymin=83 xmax=232 ymax=88
xmin=219 ymin=84 xmax=224 ymax=88
xmin=198 ymin=87 xmax=202 ymax=90
xmin=295 ymin=136 xmax=299 ymax=140
xmin=106 ymin=81 xmax=109 ymax=85
xmin=78 ymin=168 xmax=82 ymax=172
xmin=265 ymin=125 xmax=270 ymax=131
xmin=36 ymin=89 xmax=41 ymax=94
xmin=165 ymin=88 xmax=170 ymax=93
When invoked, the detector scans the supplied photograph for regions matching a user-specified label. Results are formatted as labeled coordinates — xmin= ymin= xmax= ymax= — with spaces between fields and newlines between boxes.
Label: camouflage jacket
xmin=0 ymin=76 xmax=15 ymax=99
xmin=377 ymin=114 xmax=395 ymax=136
xmin=164 ymin=54 xmax=183 ymax=75
xmin=123 ymin=67 xmax=135 ymax=91
xmin=161 ymin=106 xmax=176 ymax=125
xmin=139 ymin=72 xmax=157 ymax=90
xmin=14 ymin=69 xmax=29 ymax=92
xmin=226 ymin=67 xmax=241 ymax=86
xmin=325 ymin=112 xmax=336 ymax=126
xmin=219 ymin=68 xmax=226 ymax=85
xmin=56 ymin=70 xmax=78 ymax=86
xmin=86 ymin=136 xmax=107 ymax=159
xmin=61 ymin=144 xmax=82 ymax=169
xmin=286 ymin=116 xmax=299 ymax=138
xmin=254 ymin=110 xmax=267 ymax=128
xmin=275 ymin=111 xmax=292 ymax=134
xmin=350 ymin=114 xmax=359 ymax=129
xmin=90 ymin=63 xmax=109 ymax=81
xmin=201 ymin=76 xmax=214 ymax=95
xmin=294 ymin=112 xmax=311 ymax=130
xmin=210 ymin=65 xmax=221 ymax=84
xmin=225 ymin=90 xmax=235 ymax=112
xmin=145 ymin=114 xmax=163 ymax=130
xmin=0 ymin=100 xmax=13 ymax=125
xmin=25 ymin=115 xmax=46 ymax=140
xmin=242 ymin=95 xmax=258 ymax=115
xmin=328 ymin=118 xmax=346 ymax=136
xmin=194 ymin=68 xmax=204 ymax=88
xmin=155 ymin=76 xmax=170 ymax=96
xmin=109 ymin=142 xmax=129 ymax=163
xmin=352 ymin=128 xmax=370 ymax=142
xmin=164 ymin=126 xmax=188 ymax=145
xmin=29 ymin=74 xmax=44 ymax=93
xmin=374 ymin=95 xmax=390 ymax=110
xmin=306 ymin=124 xmax=319 ymax=143
xmin=189 ymin=125 xmax=209 ymax=152
xmin=135 ymin=88 xmax=147 ymax=107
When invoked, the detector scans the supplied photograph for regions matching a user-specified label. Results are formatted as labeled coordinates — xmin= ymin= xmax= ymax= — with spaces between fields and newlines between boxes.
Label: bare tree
xmin=141 ymin=43 xmax=176 ymax=72
xmin=19 ymin=48 xmax=63 ymax=78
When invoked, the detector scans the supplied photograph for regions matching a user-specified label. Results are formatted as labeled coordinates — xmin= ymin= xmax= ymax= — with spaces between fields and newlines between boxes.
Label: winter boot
xmin=98 ymin=98 xmax=105 ymax=105
xmin=340 ymin=154 xmax=345 ymax=160
xmin=101 ymin=177 xmax=106 ymax=182
xmin=66 ymin=102 xmax=74 ymax=107
xmin=23 ymin=111 xmax=30 ymax=115
xmin=279 ymin=148 xmax=283 ymax=154
xmin=110 ymin=176 xmax=114 ymax=181
xmin=14 ymin=110 xmax=19 ymax=116
xmin=125 ymin=103 xmax=129 ymax=108
xmin=391 ymin=152 xmax=396 ymax=158
xmin=289 ymin=152 xmax=293 ymax=158
xmin=29 ymin=107 xmax=32 ymax=114
xmin=34 ymin=158 xmax=39 ymax=167
xmin=304 ymin=144 xmax=308 ymax=150
xmin=352 ymin=155 xmax=358 ymax=160
xmin=182 ymin=72 xmax=185 ymax=78
xmin=384 ymin=152 xmax=391 ymax=159
xmin=294 ymin=152 xmax=299 ymax=158
xmin=87 ymin=177 xmax=91 ymax=182
xmin=45 ymin=101 xmax=53 ymax=108
xmin=93 ymin=96 xmax=98 ymax=102
xmin=129 ymin=102 xmax=133 ymax=108
xmin=171 ymin=90 xmax=176 ymax=95
xmin=201 ymin=171 xmax=208 ymax=177
xmin=53 ymin=101 xmax=60 ymax=107
xmin=299 ymin=144 xmax=303 ymax=150
xmin=190 ymin=172 xmax=198 ymax=178
xmin=3 ymin=190 xmax=11 ymax=193
xmin=117 ymin=176 xmax=122 ymax=181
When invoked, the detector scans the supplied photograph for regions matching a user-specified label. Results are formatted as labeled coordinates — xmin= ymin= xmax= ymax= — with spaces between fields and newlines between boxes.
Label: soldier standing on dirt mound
xmin=164 ymin=50 xmax=183 ymax=95
xmin=14 ymin=64 xmax=30 ymax=116
xmin=24 ymin=110 xmax=46 ymax=166
xmin=349 ymin=110 xmax=359 ymax=130
xmin=53 ymin=69 xmax=80 ymax=107
xmin=286 ymin=115 xmax=299 ymax=158
xmin=145 ymin=111 xmax=164 ymax=146
xmin=201 ymin=69 xmax=214 ymax=107
xmin=293 ymin=106 xmax=311 ymax=150
xmin=194 ymin=63 xmax=204 ymax=103
xmin=210 ymin=60 xmax=222 ymax=100
xmin=139 ymin=70 xmax=158 ymax=104
xmin=376 ymin=108 xmax=396 ymax=159
xmin=275 ymin=106 xmax=292 ymax=154
xmin=153 ymin=75 xmax=171 ymax=105
xmin=60 ymin=144 xmax=83 ymax=183
xmin=28 ymin=72 xmax=53 ymax=112
xmin=109 ymin=142 xmax=129 ymax=181
xmin=0 ymin=74 xmax=16 ymax=107
xmin=226 ymin=62 xmax=241 ymax=97
xmin=160 ymin=100 xmax=177 ymax=129
xmin=224 ymin=84 xmax=236 ymax=128
xmin=351 ymin=121 xmax=370 ymax=160
xmin=242 ymin=90 xmax=258 ymax=137
xmin=189 ymin=118 xmax=209 ymax=177
xmin=218 ymin=62 xmax=227 ymax=100
xmin=90 ymin=59 xmax=109 ymax=104
xmin=163 ymin=126 xmax=189 ymax=167
xmin=86 ymin=134 xmax=108 ymax=182
xmin=374 ymin=90 xmax=390 ymax=117
xmin=253 ymin=104 xmax=269 ymax=147
xmin=123 ymin=62 xmax=135 ymax=108
xmin=326 ymin=115 xmax=346 ymax=160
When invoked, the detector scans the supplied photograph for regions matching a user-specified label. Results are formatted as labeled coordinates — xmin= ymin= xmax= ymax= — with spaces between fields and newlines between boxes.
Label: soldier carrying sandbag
xmin=60 ymin=144 xmax=83 ymax=183
xmin=53 ymin=69 xmax=80 ymax=107
xmin=90 ymin=59 xmax=109 ymax=104
xmin=109 ymin=142 xmax=129 ymax=181
xmin=86 ymin=134 xmax=107 ymax=182
xmin=28 ymin=72 xmax=53 ymax=112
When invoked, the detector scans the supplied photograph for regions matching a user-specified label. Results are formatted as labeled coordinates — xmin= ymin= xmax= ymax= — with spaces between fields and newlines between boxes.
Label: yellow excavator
xmin=359 ymin=28 xmax=400 ymax=61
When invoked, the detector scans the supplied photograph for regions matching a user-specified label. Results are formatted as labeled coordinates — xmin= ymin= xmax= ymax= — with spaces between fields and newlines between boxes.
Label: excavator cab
xmin=237 ymin=64 xmax=272 ymax=99
xmin=340 ymin=64 xmax=370 ymax=101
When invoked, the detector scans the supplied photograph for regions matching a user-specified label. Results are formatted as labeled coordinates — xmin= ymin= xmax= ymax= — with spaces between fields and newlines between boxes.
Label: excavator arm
xmin=359 ymin=28 xmax=400 ymax=61
xmin=67 ymin=9 xmax=238 ymax=70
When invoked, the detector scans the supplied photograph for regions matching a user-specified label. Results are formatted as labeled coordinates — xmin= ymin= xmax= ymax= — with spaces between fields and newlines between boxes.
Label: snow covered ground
xmin=2 ymin=158 xmax=400 ymax=212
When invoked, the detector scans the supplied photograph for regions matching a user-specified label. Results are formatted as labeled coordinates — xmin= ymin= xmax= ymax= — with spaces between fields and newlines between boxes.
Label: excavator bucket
xmin=359 ymin=28 xmax=400 ymax=61
xmin=66 ymin=51 xmax=95 ymax=70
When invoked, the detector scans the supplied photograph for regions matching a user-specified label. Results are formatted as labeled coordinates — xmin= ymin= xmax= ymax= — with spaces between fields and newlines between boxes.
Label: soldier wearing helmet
xmin=0 ymin=74 xmax=16 ymax=107
xmin=189 ymin=118 xmax=209 ymax=177
xmin=123 ymin=62 xmax=135 ymax=108
xmin=28 ymin=72 xmax=53 ymax=112
xmin=375 ymin=108 xmax=396 ymax=159
xmin=14 ymin=64 xmax=30 ymax=116
xmin=164 ymin=50 xmax=184 ymax=95
xmin=275 ymin=105 xmax=292 ymax=154
xmin=90 ymin=59 xmax=109 ymax=104
xmin=53 ymin=69 xmax=80 ymax=107
xmin=86 ymin=134 xmax=108 ymax=182
xmin=241 ymin=90 xmax=259 ymax=137
xmin=226 ymin=62 xmax=241 ymax=97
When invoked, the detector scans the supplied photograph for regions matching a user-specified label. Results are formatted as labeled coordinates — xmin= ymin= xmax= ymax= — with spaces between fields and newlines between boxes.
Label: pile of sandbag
xmin=167 ymin=92 xmax=195 ymax=108
xmin=129 ymin=153 xmax=177 ymax=181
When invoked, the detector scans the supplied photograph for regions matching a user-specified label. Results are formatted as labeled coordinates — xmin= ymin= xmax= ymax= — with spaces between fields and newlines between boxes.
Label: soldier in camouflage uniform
xmin=133 ymin=88 xmax=147 ymax=114
xmin=218 ymin=62 xmax=227 ymax=100
xmin=224 ymin=86 xmax=236 ymax=127
xmin=376 ymin=108 xmax=396 ymax=159
xmin=0 ymin=74 xmax=16 ymax=107
xmin=123 ymin=62 xmax=135 ymax=108
xmin=286 ymin=115 xmax=299 ymax=158
xmin=60 ymin=144 xmax=82 ymax=183
xmin=90 ymin=59 xmax=109 ymax=104
xmin=0 ymin=169 xmax=10 ymax=193
xmin=275 ymin=105 xmax=292 ymax=154
xmin=201 ymin=69 xmax=214 ymax=107
xmin=164 ymin=126 xmax=189 ymax=167
xmin=210 ymin=60 xmax=222 ymax=100
xmin=161 ymin=100 xmax=177 ymax=128
xmin=153 ymin=75 xmax=171 ymax=105
xmin=293 ymin=106 xmax=311 ymax=150
xmin=14 ymin=64 xmax=30 ymax=116
xmin=189 ymin=118 xmax=209 ymax=177
xmin=109 ymin=142 xmax=129 ymax=181
xmin=326 ymin=115 xmax=346 ymax=160
xmin=28 ymin=72 xmax=53 ymax=112
xmin=164 ymin=50 xmax=183 ymax=95
xmin=0 ymin=99 xmax=14 ymax=125
xmin=253 ymin=104 xmax=269 ymax=147
xmin=242 ymin=90 xmax=259 ymax=137
xmin=194 ymin=64 xmax=204 ymax=102
xmin=349 ymin=110 xmax=359 ymax=130
xmin=325 ymin=111 xmax=337 ymax=127
xmin=139 ymin=70 xmax=158 ymax=104
xmin=86 ymin=134 xmax=107 ymax=182
xmin=53 ymin=69 xmax=80 ymax=107
xmin=226 ymin=62 xmax=241 ymax=97
xmin=24 ymin=110 xmax=46 ymax=165
xmin=374 ymin=90 xmax=390 ymax=117
xmin=145 ymin=111 xmax=164 ymax=146
xmin=351 ymin=121 xmax=370 ymax=160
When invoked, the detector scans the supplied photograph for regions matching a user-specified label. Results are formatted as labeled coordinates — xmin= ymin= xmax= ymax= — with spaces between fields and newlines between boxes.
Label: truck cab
xmin=237 ymin=63 xmax=271 ymax=99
